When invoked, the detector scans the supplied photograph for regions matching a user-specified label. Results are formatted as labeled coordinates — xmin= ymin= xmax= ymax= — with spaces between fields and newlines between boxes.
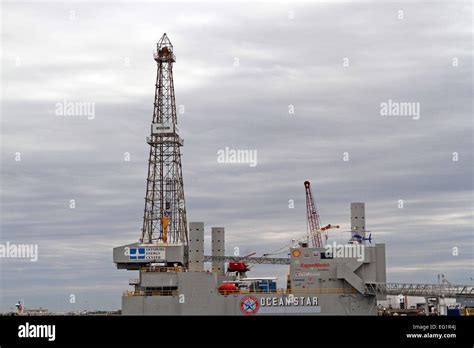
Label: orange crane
xmin=321 ymin=224 xmax=340 ymax=242
xmin=321 ymin=224 xmax=340 ymax=231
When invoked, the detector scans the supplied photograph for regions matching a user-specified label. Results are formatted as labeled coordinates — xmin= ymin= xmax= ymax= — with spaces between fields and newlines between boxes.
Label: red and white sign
xmin=240 ymin=295 xmax=259 ymax=315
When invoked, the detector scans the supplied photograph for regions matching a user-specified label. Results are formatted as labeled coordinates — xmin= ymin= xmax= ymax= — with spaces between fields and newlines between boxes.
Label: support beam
xmin=364 ymin=282 xmax=474 ymax=298
xmin=204 ymin=255 xmax=290 ymax=265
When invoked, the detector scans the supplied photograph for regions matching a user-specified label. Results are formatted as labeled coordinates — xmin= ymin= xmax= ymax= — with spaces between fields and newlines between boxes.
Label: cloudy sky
xmin=0 ymin=1 xmax=472 ymax=312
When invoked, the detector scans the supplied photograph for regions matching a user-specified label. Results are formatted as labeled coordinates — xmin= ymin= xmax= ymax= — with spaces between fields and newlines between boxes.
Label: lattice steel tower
xmin=304 ymin=181 xmax=323 ymax=248
xmin=140 ymin=33 xmax=188 ymax=250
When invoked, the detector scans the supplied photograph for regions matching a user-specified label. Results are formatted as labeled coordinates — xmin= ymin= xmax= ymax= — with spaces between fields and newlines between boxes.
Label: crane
xmin=321 ymin=223 xmax=340 ymax=242
xmin=263 ymin=181 xmax=340 ymax=254
xmin=321 ymin=224 xmax=340 ymax=231
xmin=304 ymin=180 xmax=323 ymax=248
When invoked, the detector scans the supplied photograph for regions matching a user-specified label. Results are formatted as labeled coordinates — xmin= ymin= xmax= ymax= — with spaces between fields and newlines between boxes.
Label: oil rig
xmin=113 ymin=34 xmax=473 ymax=315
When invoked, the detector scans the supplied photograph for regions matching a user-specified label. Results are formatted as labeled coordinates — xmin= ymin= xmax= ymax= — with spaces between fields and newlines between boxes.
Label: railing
xmin=153 ymin=51 xmax=176 ymax=62
xmin=124 ymin=287 xmax=357 ymax=297
xmin=365 ymin=282 xmax=474 ymax=298
xmin=124 ymin=290 xmax=178 ymax=297
xmin=204 ymin=255 xmax=290 ymax=265
xmin=125 ymin=282 xmax=474 ymax=298
xmin=224 ymin=288 xmax=357 ymax=295
xmin=141 ymin=266 xmax=186 ymax=273
xmin=146 ymin=136 xmax=184 ymax=146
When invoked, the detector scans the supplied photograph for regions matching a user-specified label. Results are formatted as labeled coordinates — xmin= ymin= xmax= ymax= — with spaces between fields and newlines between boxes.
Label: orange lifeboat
xmin=218 ymin=283 xmax=238 ymax=294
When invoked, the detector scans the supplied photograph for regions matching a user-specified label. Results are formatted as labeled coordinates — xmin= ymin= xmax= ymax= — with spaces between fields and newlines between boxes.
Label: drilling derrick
xmin=141 ymin=33 xmax=188 ymax=252
xmin=304 ymin=181 xmax=323 ymax=248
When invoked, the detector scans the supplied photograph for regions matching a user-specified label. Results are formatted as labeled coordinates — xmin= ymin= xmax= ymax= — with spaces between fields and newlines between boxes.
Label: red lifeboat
xmin=218 ymin=283 xmax=238 ymax=294
xmin=228 ymin=262 xmax=249 ymax=273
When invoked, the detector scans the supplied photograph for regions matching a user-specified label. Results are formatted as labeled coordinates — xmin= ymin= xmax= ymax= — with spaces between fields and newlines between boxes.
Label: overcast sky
xmin=0 ymin=1 xmax=472 ymax=312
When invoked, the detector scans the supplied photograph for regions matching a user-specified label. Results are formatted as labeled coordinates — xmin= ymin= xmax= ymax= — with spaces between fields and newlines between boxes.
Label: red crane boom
xmin=304 ymin=181 xmax=323 ymax=248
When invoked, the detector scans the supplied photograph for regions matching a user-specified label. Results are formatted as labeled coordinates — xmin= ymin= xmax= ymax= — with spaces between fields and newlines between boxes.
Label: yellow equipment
xmin=162 ymin=216 xmax=170 ymax=243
